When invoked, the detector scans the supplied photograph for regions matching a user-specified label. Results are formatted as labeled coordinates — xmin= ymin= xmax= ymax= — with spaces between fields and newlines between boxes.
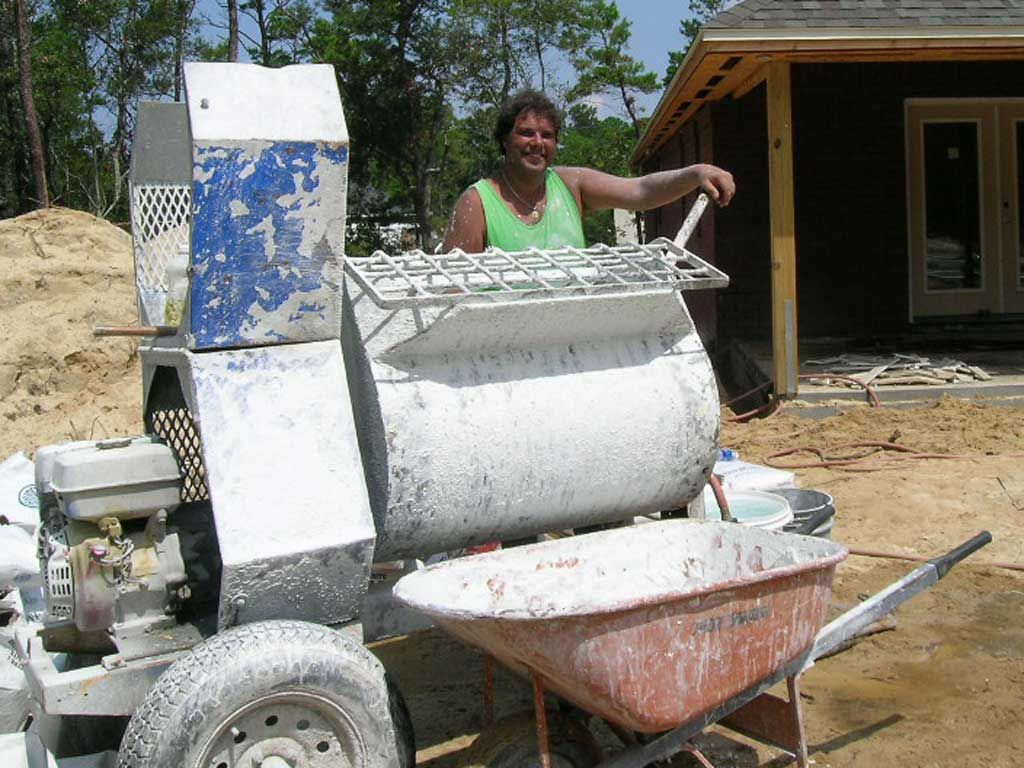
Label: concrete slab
xmin=727 ymin=338 xmax=1024 ymax=417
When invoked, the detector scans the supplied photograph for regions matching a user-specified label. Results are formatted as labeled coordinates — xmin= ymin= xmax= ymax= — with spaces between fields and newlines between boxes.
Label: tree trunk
xmin=14 ymin=0 xmax=49 ymax=208
xmin=0 ymin=4 xmax=22 ymax=215
xmin=413 ymin=100 xmax=447 ymax=249
xmin=499 ymin=10 xmax=512 ymax=102
xmin=114 ymin=33 xmax=130 ymax=169
xmin=414 ymin=173 xmax=430 ymax=250
xmin=253 ymin=0 xmax=271 ymax=65
xmin=620 ymin=81 xmax=641 ymax=139
xmin=173 ymin=0 xmax=185 ymax=100
xmin=535 ymin=39 xmax=546 ymax=92
xmin=227 ymin=0 xmax=239 ymax=61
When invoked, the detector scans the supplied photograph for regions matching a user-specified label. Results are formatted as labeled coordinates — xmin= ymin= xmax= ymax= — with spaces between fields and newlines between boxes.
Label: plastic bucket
xmin=774 ymin=488 xmax=835 ymax=539
xmin=702 ymin=488 xmax=793 ymax=531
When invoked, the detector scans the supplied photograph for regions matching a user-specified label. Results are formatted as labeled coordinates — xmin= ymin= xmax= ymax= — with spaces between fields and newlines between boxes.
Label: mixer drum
xmin=341 ymin=245 xmax=726 ymax=560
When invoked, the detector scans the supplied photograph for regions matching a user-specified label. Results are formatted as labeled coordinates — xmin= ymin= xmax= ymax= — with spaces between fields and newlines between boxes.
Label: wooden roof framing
xmin=634 ymin=27 xmax=1024 ymax=167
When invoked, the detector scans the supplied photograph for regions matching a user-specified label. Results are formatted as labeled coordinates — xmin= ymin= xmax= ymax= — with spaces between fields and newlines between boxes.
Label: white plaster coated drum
xmin=342 ymin=245 xmax=727 ymax=560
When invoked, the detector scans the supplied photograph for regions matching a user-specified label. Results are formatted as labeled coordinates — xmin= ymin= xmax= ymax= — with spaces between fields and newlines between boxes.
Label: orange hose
xmin=799 ymin=373 xmax=881 ymax=407
xmin=723 ymin=397 xmax=783 ymax=423
xmin=708 ymin=474 xmax=733 ymax=522
xmin=765 ymin=440 xmax=975 ymax=471
xmin=849 ymin=546 xmax=1024 ymax=573
xmin=722 ymin=371 xmax=880 ymax=425
xmin=721 ymin=380 xmax=772 ymax=408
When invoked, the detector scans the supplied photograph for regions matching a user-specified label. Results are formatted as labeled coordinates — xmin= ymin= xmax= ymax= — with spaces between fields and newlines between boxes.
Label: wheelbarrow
xmin=394 ymin=519 xmax=990 ymax=767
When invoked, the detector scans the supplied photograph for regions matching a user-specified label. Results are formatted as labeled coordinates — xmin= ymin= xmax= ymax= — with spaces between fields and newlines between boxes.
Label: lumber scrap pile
xmin=802 ymin=353 xmax=992 ymax=387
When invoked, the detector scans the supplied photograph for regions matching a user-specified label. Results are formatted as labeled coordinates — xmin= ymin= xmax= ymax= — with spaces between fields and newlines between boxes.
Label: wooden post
xmin=767 ymin=62 xmax=798 ymax=398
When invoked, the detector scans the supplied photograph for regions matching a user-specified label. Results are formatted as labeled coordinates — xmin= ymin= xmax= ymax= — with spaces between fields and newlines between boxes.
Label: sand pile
xmin=0 ymin=208 xmax=143 ymax=459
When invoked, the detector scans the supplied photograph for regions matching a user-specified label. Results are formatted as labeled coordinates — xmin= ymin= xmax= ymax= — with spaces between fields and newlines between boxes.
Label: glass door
xmin=999 ymin=103 xmax=1024 ymax=313
xmin=907 ymin=102 xmax=1000 ymax=317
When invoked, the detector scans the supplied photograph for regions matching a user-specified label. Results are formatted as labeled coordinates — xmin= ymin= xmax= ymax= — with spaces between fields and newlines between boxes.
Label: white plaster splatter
xmin=395 ymin=520 xmax=846 ymax=619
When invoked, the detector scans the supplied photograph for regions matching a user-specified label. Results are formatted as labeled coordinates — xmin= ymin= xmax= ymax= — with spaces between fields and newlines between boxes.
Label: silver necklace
xmin=501 ymin=172 xmax=545 ymax=222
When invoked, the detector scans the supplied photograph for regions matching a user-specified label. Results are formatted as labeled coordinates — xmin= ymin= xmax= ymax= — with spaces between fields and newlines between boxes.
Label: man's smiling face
xmin=503 ymin=110 xmax=558 ymax=175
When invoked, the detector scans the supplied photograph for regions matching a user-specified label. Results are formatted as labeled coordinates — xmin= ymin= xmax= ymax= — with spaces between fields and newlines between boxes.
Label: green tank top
xmin=472 ymin=170 xmax=586 ymax=250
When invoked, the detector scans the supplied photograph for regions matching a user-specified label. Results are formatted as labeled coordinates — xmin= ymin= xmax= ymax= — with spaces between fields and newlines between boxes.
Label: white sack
xmin=0 ymin=526 xmax=40 ymax=592
xmin=0 ymin=454 xmax=37 ymax=533
xmin=713 ymin=458 xmax=795 ymax=492
xmin=0 ymin=648 xmax=29 ymax=735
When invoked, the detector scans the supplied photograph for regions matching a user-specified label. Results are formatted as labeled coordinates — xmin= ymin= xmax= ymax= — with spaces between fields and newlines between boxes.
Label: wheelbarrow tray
xmin=394 ymin=520 xmax=847 ymax=733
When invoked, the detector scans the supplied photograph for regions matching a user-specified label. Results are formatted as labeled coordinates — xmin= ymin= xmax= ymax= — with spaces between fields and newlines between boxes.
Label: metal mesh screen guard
xmin=344 ymin=239 xmax=729 ymax=309
xmin=131 ymin=183 xmax=191 ymax=293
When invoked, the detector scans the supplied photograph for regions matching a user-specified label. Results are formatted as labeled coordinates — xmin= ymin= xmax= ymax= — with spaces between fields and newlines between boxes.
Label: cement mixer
xmin=5 ymin=63 xmax=728 ymax=767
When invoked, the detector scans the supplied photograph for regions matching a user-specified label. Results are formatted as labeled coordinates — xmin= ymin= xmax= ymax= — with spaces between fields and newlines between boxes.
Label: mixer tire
xmin=115 ymin=620 xmax=415 ymax=768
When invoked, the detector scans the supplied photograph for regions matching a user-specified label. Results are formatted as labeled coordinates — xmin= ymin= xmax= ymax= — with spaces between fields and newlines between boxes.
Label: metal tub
xmin=394 ymin=519 xmax=848 ymax=732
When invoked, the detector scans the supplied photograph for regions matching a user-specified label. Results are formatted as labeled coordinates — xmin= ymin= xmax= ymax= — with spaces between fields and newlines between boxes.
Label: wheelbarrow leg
xmin=532 ymin=671 xmax=552 ymax=768
xmin=483 ymin=654 xmax=496 ymax=727
xmin=787 ymin=676 xmax=809 ymax=768
xmin=718 ymin=674 xmax=808 ymax=767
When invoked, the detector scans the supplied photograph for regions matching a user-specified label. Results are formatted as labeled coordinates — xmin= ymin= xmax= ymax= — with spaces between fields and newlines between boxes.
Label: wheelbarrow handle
xmin=806 ymin=530 xmax=992 ymax=667
xmin=928 ymin=530 xmax=992 ymax=578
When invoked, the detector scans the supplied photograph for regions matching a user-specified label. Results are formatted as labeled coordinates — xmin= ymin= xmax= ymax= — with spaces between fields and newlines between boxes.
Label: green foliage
xmin=0 ymin=3 xmax=24 ymax=216
xmin=239 ymin=0 xmax=316 ymax=66
xmin=557 ymin=104 xmax=633 ymax=243
xmin=449 ymin=0 xmax=576 ymax=106
xmin=0 ymin=0 xmax=203 ymax=218
xmin=312 ymin=0 xmax=466 ymax=247
xmin=1 ymin=0 xmax=656 ymax=245
xmin=681 ymin=0 xmax=727 ymax=46
xmin=665 ymin=0 xmax=732 ymax=86
xmin=664 ymin=48 xmax=685 ymax=87
xmin=563 ymin=0 xmax=657 ymax=137
xmin=31 ymin=10 xmax=103 ymax=209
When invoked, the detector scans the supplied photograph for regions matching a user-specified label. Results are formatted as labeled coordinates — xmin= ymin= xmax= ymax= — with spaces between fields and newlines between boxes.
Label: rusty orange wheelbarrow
xmin=394 ymin=520 xmax=989 ymax=767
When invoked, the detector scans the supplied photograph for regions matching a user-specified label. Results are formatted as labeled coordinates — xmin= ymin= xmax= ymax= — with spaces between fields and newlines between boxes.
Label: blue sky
xmin=616 ymin=0 xmax=693 ymax=114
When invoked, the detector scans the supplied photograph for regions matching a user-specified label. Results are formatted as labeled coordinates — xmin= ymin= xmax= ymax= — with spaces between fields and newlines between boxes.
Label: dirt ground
xmin=2 ymin=209 xmax=1023 ymax=766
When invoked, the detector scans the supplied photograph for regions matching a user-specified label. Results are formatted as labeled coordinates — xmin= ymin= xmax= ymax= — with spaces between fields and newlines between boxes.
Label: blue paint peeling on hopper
xmin=183 ymin=63 xmax=349 ymax=350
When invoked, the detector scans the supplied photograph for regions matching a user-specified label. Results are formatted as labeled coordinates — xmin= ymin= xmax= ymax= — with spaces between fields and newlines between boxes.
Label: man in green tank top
xmin=442 ymin=90 xmax=735 ymax=253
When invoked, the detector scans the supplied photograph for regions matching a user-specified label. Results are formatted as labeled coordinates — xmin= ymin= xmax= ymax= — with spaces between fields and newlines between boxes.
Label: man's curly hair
xmin=493 ymin=89 xmax=563 ymax=155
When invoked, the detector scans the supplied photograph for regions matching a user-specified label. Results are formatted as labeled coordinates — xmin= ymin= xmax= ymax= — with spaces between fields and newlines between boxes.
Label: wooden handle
xmin=93 ymin=325 xmax=177 ymax=337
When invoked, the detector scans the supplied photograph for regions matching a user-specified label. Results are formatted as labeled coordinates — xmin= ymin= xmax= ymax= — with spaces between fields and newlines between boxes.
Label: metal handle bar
xmin=929 ymin=530 xmax=992 ymax=578
xmin=673 ymin=193 xmax=709 ymax=250
xmin=806 ymin=530 xmax=992 ymax=667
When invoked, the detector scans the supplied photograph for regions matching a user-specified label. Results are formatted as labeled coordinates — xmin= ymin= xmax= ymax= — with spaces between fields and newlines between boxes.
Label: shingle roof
xmin=707 ymin=0 xmax=1024 ymax=29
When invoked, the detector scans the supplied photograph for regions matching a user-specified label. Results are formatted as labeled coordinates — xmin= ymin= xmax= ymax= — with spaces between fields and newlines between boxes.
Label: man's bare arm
xmin=442 ymin=188 xmax=487 ymax=253
xmin=558 ymin=164 xmax=735 ymax=215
